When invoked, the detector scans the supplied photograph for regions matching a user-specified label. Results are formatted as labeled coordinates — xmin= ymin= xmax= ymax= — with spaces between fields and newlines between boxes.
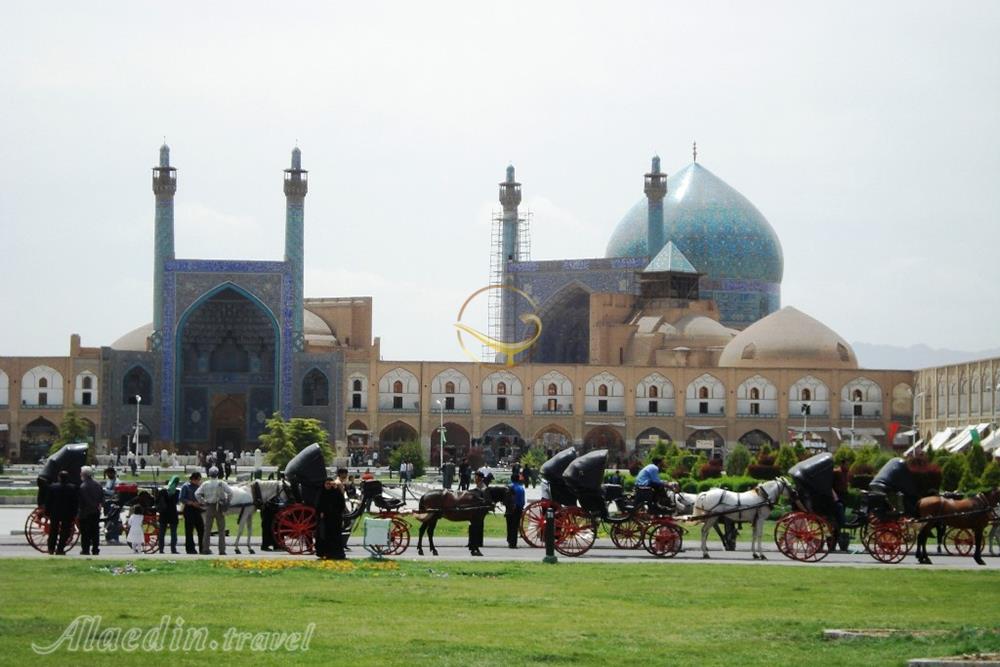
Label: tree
xmin=725 ymin=444 xmax=751 ymax=476
xmin=833 ymin=445 xmax=856 ymax=469
xmin=981 ymin=460 xmax=1000 ymax=489
xmin=966 ymin=442 xmax=987 ymax=480
xmin=259 ymin=414 xmax=331 ymax=469
xmin=774 ymin=444 xmax=799 ymax=474
xmin=520 ymin=446 xmax=547 ymax=473
xmin=49 ymin=410 xmax=92 ymax=456
xmin=389 ymin=441 xmax=425 ymax=478
xmin=940 ymin=455 xmax=967 ymax=492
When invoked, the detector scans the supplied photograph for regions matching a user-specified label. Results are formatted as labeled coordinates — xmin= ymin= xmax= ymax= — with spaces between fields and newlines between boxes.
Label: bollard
xmin=543 ymin=506 xmax=558 ymax=564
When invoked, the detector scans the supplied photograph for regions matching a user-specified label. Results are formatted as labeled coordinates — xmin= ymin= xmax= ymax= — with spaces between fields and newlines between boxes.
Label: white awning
xmin=787 ymin=426 xmax=831 ymax=432
xmin=928 ymin=427 xmax=957 ymax=451
xmin=898 ymin=430 xmax=917 ymax=438
xmin=685 ymin=425 xmax=727 ymax=430
xmin=982 ymin=430 xmax=1000 ymax=452
xmin=945 ymin=423 xmax=993 ymax=453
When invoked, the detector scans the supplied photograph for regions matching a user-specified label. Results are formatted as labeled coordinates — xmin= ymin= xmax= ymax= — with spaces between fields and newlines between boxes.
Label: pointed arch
xmin=21 ymin=365 xmax=64 ymax=407
xmin=583 ymin=425 xmax=625 ymax=455
xmin=431 ymin=422 xmax=472 ymax=464
xmin=431 ymin=368 xmax=471 ymax=411
xmin=585 ymin=371 xmax=624 ymax=414
xmin=636 ymin=372 xmax=675 ymax=416
xmin=482 ymin=370 xmax=523 ymax=413
xmin=533 ymin=370 xmax=573 ymax=413
xmin=534 ymin=423 xmax=573 ymax=451
xmin=348 ymin=372 xmax=368 ymax=411
xmin=74 ymin=370 xmax=99 ymax=406
xmin=301 ymin=367 xmax=329 ymax=406
xmin=685 ymin=373 xmax=725 ymax=416
xmin=736 ymin=374 xmax=778 ymax=417
xmin=379 ymin=368 xmax=419 ymax=411
xmin=738 ymin=429 xmax=775 ymax=452
xmin=123 ymin=365 xmax=153 ymax=405
xmin=840 ymin=376 xmax=883 ymax=418
xmin=789 ymin=375 xmax=830 ymax=417
xmin=532 ymin=282 xmax=592 ymax=364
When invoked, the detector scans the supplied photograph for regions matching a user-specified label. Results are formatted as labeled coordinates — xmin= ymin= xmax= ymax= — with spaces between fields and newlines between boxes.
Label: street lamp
xmin=435 ymin=399 xmax=445 ymax=474
xmin=133 ymin=394 xmax=142 ymax=459
xmin=800 ymin=403 xmax=809 ymax=444
xmin=850 ymin=398 xmax=861 ymax=448
xmin=911 ymin=391 xmax=925 ymax=451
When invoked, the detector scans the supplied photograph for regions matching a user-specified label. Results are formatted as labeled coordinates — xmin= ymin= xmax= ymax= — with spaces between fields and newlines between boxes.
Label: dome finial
xmin=693 ymin=141 xmax=697 ymax=163
xmin=506 ymin=164 xmax=515 ymax=183
xmin=291 ymin=145 xmax=302 ymax=170
xmin=158 ymin=140 xmax=170 ymax=168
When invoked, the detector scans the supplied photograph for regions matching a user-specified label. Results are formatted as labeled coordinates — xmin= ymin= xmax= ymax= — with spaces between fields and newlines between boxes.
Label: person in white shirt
xmin=195 ymin=467 xmax=233 ymax=555
xmin=126 ymin=505 xmax=146 ymax=554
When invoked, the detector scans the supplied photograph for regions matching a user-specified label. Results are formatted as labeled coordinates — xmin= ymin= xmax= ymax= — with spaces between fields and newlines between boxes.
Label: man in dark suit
xmin=45 ymin=470 xmax=79 ymax=555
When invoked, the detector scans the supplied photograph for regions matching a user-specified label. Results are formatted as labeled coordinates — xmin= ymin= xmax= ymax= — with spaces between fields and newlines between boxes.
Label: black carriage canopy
xmin=562 ymin=449 xmax=608 ymax=493
xmin=40 ymin=443 xmax=89 ymax=484
xmin=282 ymin=443 xmax=328 ymax=506
xmin=870 ymin=457 xmax=919 ymax=499
xmin=788 ymin=453 xmax=835 ymax=500
xmin=540 ymin=447 xmax=578 ymax=484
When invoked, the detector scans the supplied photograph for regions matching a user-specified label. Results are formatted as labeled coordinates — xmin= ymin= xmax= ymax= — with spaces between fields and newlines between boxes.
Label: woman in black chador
xmin=316 ymin=478 xmax=346 ymax=560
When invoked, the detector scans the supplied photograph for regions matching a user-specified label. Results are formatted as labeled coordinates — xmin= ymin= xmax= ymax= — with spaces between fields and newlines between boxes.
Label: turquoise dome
xmin=605 ymin=162 xmax=783 ymax=284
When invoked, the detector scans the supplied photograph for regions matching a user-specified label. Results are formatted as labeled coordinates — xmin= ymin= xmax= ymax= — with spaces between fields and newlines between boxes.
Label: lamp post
xmin=435 ymin=399 xmax=445 ymax=472
xmin=133 ymin=394 xmax=142 ymax=459
xmin=850 ymin=399 xmax=861 ymax=448
xmin=800 ymin=403 xmax=808 ymax=444
xmin=911 ymin=391 xmax=925 ymax=451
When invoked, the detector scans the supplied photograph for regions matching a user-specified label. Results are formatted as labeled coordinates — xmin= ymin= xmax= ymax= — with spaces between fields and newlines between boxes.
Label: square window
xmin=648 ymin=400 xmax=658 ymax=413
xmin=497 ymin=397 xmax=507 ymax=411
xmin=750 ymin=402 xmax=759 ymax=415
xmin=39 ymin=392 xmax=48 ymax=406
xmin=598 ymin=399 xmax=608 ymax=413
xmin=547 ymin=398 xmax=558 ymax=411
xmin=699 ymin=401 xmax=708 ymax=414
xmin=445 ymin=396 xmax=455 ymax=410
xmin=392 ymin=396 xmax=403 ymax=409
xmin=352 ymin=394 xmax=362 ymax=409
xmin=82 ymin=392 xmax=92 ymax=406
xmin=854 ymin=404 xmax=863 ymax=417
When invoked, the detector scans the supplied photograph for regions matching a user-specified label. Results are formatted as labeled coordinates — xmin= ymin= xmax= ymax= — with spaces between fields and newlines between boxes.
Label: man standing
xmin=458 ymin=460 xmax=471 ymax=491
xmin=467 ymin=471 xmax=487 ymax=557
xmin=316 ymin=477 xmax=346 ymax=560
xmin=195 ymin=467 xmax=232 ymax=555
xmin=77 ymin=466 xmax=103 ymax=556
xmin=506 ymin=473 xmax=526 ymax=548
xmin=45 ymin=470 xmax=79 ymax=555
xmin=156 ymin=476 xmax=181 ymax=554
xmin=179 ymin=472 xmax=205 ymax=554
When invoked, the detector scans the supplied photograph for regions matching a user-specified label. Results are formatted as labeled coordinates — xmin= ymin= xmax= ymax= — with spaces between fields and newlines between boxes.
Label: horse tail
xmin=411 ymin=512 xmax=433 ymax=523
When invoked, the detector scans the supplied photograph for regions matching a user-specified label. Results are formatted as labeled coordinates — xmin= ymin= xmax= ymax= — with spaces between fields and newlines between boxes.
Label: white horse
xmin=221 ymin=480 xmax=288 ymax=555
xmin=669 ymin=485 xmax=739 ymax=550
xmin=692 ymin=478 xmax=791 ymax=559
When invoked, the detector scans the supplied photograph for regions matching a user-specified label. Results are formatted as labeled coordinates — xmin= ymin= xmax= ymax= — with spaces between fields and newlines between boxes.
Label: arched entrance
xmin=738 ymin=429 xmax=775 ymax=452
xmin=685 ymin=429 xmax=725 ymax=458
xmin=119 ymin=421 xmax=152 ymax=456
xmin=583 ymin=425 xmax=626 ymax=460
xmin=481 ymin=423 xmax=523 ymax=464
xmin=431 ymin=422 xmax=471 ymax=466
xmin=379 ymin=421 xmax=418 ymax=461
xmin=20 ymin=417 xmax=57 ymax=462
xmin=176 ymin=285 xmax=278 ymax=448
xmin=535 ymin=424 xmax=573 ymax=457
xmin=347 ymin=420 xmax=370 ymax=465
xmin=532 ymin=285 xmax=591 ymax=364
xmin=635 ymin=427 xmax=672 ymax=460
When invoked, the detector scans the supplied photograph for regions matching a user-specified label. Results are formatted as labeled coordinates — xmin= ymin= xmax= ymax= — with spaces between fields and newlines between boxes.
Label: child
xmin=126 ymin=505 xmax=146 ymax=554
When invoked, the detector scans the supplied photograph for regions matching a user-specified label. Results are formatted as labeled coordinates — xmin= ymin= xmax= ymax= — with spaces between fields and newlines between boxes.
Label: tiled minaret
xmin=152 ymin=143 xmax=176 ymax=334
xmin=284 ymin=147 xmax=308 ymax=348
xmin=644 ymin=155 xmax=667 ymax=257
xmin=499 ymin=164 xmax=522 ymax=349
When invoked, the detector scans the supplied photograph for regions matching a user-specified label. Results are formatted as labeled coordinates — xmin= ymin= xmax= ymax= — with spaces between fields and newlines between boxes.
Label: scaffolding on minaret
xmin=486 ymin=209 xmax=531 ymax=361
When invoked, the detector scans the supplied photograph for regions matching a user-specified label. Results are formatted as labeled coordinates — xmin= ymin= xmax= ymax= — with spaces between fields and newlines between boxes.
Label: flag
xmin=831 ymin=427 xmax=842 ymax=441
xmin=971 ymin=428 xmax=981 ymax=446
xmin=887 ymin=422 xmax=900 ymax=445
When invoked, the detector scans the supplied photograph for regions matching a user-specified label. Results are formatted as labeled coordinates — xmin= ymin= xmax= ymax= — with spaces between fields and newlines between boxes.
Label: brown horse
xmin=415 ymin=486 xmax=513 ymax=557
xmin=915 ymin=488 xmax=1000 ymax=565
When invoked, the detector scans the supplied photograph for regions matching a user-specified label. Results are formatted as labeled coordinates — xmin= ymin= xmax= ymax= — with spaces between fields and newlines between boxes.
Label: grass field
xmin=1 ymin=558 xmax=998 ymax=666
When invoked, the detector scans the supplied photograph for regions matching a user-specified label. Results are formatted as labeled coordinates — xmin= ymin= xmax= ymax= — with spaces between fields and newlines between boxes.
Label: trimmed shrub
xmin=725 ymin=444 xmax=751 ymax=476
xmin=774 ymin=445 xmax=798 ymax=474
xmin=967 ymin=442 xmax=987 ymax=480
xmin=940 ymin=455 xmax=967 ymax=492
xmin=699 ymin=458 xmax=723 ymax=480
xmin=981 ymin=460 xmax=1000 ymax=489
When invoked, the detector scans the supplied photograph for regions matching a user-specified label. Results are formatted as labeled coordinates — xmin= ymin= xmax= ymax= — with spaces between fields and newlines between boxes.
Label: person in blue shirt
xmin=506 ymin=473 xmax=526 ymax=548
xmin=634 ymin=458 xmax=671 ymax=510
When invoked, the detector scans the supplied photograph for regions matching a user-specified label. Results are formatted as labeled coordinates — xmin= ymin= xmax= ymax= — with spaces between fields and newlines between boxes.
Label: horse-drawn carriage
xmin=25 ymin=443 xmax=88 ymax=553
xmin=271 ymin=444 xmax=410 ymax=556
xmin=771 ymin=453 xmax=840 ymax=562
xmin=105 ymin=480 xmax=159 ymax=553
xmin=518 ymin=448 xmax=685 ymax=558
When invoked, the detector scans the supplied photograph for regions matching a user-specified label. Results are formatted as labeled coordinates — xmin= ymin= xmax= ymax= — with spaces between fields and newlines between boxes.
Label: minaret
xmin=644 ymin=155 xmax=667 ymax=257
xmin=283 ymin=147 xmax=308 ymax=347
xmin=498 ymin=165 xmax=522 ymax=349
xmin=152 ymin=143 xmax=176 ymax=333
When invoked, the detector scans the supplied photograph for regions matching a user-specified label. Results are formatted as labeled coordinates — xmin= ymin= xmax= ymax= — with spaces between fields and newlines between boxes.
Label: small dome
xmin=111 ymin=323 xmax=153 ymax=351
xmin=304 ymin=309 xmax=337 ymax=345
xmin=670 ymin=315 xmax=737 ymax=346
xmin=718 ymin=306 xmax=858 ymax=369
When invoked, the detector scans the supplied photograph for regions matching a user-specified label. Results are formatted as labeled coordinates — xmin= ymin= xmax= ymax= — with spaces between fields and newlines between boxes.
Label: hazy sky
xmin=2 ymin=2 xmax=998 ymax=361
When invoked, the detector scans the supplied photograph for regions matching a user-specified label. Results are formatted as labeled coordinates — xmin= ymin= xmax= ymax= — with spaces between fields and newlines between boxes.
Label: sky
xmin=2 ymin=1 xmax=998 ymax=362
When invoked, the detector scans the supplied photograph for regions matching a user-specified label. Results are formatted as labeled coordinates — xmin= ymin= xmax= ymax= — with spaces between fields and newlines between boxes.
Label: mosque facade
xmin=0 ymin=145 xmax=935 ymax=463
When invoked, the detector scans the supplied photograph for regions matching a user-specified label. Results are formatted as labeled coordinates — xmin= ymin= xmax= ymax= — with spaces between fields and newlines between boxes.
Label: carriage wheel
xmin=944 ymin=527 xmax=975 ymax=557
xmin=989 ymin=521 xmax=1000 ymax=557
xmin=553 ymin=506 xmax=597 ymax=557
xmin=610 ymin=517 xmax=648 ymax=549
xmin=24 ymin=508 xmax=79 ymax=553
xmin=519 ymin=500 xmax=554 ymax=548
xmin=273 ymin=505 xmax=317 ymax=555
xmin=773 ymin=512 xmax=830 ymax=562
xmin=644 ymin=521 xmax=682 ymax=558
xmin=141 ymin=514 xmax=160 ymax=554
xmin=370 ymin=516 xmax=410 ymax=556
xmin=865 ymin=521 xmax=908 ymax=564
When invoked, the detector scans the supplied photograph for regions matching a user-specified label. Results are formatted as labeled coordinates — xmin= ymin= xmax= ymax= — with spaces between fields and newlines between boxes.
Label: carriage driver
xmin=634 ymin=458 xmax=673 ymax=511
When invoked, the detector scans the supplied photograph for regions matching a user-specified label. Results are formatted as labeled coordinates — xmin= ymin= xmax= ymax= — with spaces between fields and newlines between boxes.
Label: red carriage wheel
xmin=24 ymin=508 xmax=79 ymax=553
xmin=866 ymin=521 xmax=908 ymax=564
xmin=610 ymin=517 xmax=647 ymax=549
xmin=944 ymin=527 xmax=975 ymax=557
xmin=519 ymin=500 xmax=553 ymax=548
xmin=773 ymin=512 xmax=830 ymax=562
xmin=553 ymin=506 xmax=597 ymax=557
xmin=24 ymin=507 xmax=51 ymax=553
xmin=273 ymin=505 xmax=317 ymax=555
xmin=370 ymin=515 xmax=410 ymax=556
xmin=644 ymin=520 xmax=682 ymax=558
xmin=141 ymin=514 xmax=160 ymax=554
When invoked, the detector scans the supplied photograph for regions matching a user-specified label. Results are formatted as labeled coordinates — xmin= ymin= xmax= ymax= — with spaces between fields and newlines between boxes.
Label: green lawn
xmin=0 ymin=558 xmax=998 ymax=666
